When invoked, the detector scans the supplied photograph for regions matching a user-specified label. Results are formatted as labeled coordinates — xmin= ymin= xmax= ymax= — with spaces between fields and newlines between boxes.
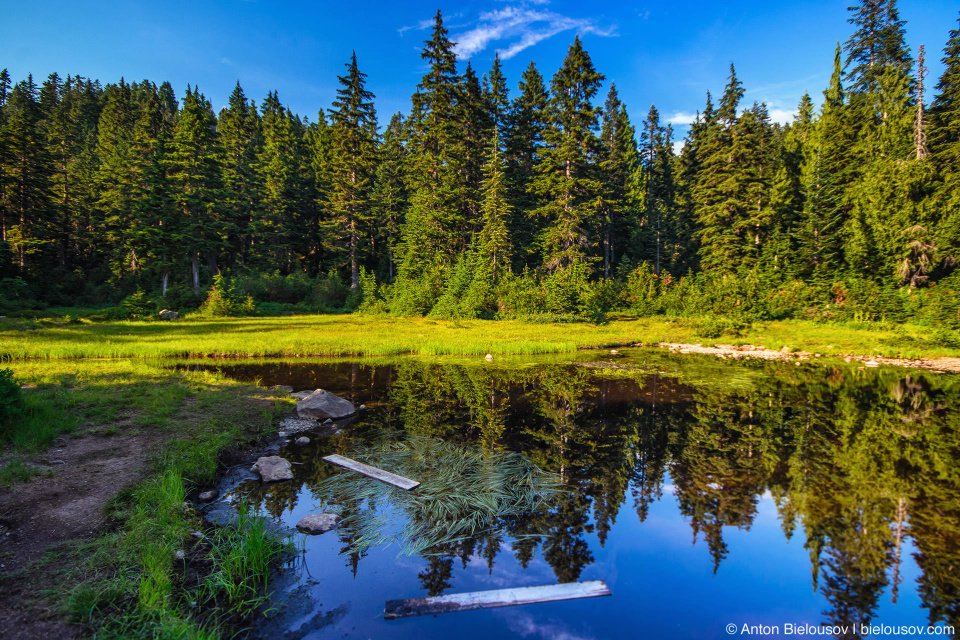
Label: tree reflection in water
xmin=226 ymin=357 xmax=960 ymax=630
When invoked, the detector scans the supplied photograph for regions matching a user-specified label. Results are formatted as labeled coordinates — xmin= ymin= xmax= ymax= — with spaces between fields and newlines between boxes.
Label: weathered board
xmin=322 ymin=454 xmax=420 ymax=490
xmin=383 ymin=580 xmax=611 ymax=619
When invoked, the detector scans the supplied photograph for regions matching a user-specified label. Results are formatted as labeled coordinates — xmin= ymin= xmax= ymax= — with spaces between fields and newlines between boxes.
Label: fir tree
xmin=218 ymin=82 xmax=262 ymax=268
xmin=1 ymin=76 xmax=55 ymax=274
xmin=598 ymin=84 xmax=638 ymax=278
xmin=532 ymin=36 xmax=605 ymax=274
xmin=327 ymin=51 xmax=378 ymax=290
xmin=503 ymin=62 xmax=548 ymax=271
xmin=844 ymin=0 xmax=912 ymax=94
xmin=166 ymin=86 xmax=223 ymax=292
xmin=370 ymin=113 xmax=408 ymax=282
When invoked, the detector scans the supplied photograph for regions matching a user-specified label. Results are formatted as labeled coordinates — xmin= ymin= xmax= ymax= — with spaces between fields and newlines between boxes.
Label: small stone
xmin=277 ymin=431 xmax=289 ymax=438
xmin=359 ymin=404 xmax=367 ymax=410
xmin=198 ymin=489 xmax=219 ymax=503
xmin=485 ymin=354 xmax=494 ymax=361
xmin=780 ymin=346 xmax=790 ymax=354
xmin=251 ymin=456 xmax=294 ymax=482
xmin=323 ymin=418 xmax=332 ymax=425
xmin=610 ymin=349 xmax=619 ymax=355
xmin=295 ymin=436 xmax=310 ymax=446
xmin=270 ymin=385 xmax=294 ymax=393
xmin=158 ymin=309 xmax=179 ymax=321
xmin=175 ymin=550 xmax=186 ymax=560
xmin=865 ymin=361 xmax=880 ymax=367
xmin=296 ymin=513 xmax=341 ymax=534
xmin=191 ymin=531 xmax=203 ymax=538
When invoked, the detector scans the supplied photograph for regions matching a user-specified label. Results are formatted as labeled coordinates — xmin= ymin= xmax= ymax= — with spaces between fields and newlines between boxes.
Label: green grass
xmin=3 ymin=313 xmax=959 ymax=362
xmin=1 ymin=360 xmax=293 ymax=639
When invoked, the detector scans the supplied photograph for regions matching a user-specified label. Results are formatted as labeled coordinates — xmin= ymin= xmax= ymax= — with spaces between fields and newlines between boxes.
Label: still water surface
xmin=195 ymin=351 xmax=960 ymax=639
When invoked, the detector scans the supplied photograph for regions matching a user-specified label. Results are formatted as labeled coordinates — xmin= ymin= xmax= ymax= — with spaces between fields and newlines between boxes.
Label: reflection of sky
xmin=242 ymin=470 xmax=933 ymax=640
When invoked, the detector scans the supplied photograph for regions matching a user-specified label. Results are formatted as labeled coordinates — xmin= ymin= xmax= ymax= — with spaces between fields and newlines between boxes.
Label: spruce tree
xmin=218 ymin=82 xmax=262 ymax=269
xmin=844 ymin=0 xmax=912 ymax=94
xmin=394 ymin=10 xmax=463 ymax=314
xmin=327 ymin=51 xmax=378 ymax=290
xmin=532 ymin=36 xmax=605 ymax=274
xmin=503 ymin=62 xmax=548 ymax=271
xmin=94 ymin=79 xmax=137 ymax=278
xmin=1 ymin=76 xmax=55 ymax=275
xmin=370 ymin=113 xmax=408 ymax=282
xmin=255 ymin=91 xmax=305 ymax=272
xmin=166 ymin=86 xmax=223 ymax=292
xmin=598 ymin=84 xmax=638 ymax=278
xmin=637 ymin=104 xmax=677 ymax=274
xmin=930 ymin=13 xmax=960 ymax=174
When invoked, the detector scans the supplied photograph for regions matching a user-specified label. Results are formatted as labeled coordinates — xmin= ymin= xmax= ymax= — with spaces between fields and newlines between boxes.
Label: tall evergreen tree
xmin=327 ymin=51 xmax=378 ymax=290
xmin=598 ymin=84 xmax=638 ymax=278
xmin=844 ymin=0 xmax=912 ymax=94
xmin=394 ymin=10 xmax=463 ymax=314
xmin=218 ymin=82 xmax=262 ymax=269
xmin=532 ymin=36 xmax=605 ymax=274
xmin=503 ymin=62 xmax=548 ymax=271
xmin=370 ymin=113 xmax=408 ymax=282
xmin=1 ymin=76 xmax=55 ymax=274
xmin=166 ymin=86 xmax=223 ymax=292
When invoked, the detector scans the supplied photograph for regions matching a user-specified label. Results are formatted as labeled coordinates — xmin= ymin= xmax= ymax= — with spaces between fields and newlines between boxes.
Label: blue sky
xmin=3 ymin=0 xmax=958 ymax=142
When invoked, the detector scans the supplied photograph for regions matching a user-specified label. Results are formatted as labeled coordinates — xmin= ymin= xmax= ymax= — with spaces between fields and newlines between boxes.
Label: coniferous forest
xmin=2 ymin=2 xmax=960 ymax=324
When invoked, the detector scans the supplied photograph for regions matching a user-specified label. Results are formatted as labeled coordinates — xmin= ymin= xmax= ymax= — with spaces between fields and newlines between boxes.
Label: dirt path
xmin=657 ymin=342 xmax=960 ymax=373
xmin=0 ymin=431 xmax=164 ymax=639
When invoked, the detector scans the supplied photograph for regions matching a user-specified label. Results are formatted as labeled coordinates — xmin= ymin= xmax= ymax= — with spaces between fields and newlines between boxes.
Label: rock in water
xmin=296 ymin=513 xmax=341 ymax=534
xmin=251 ymin=456 xmax=294 ymax=482
xmin=297 ymin=389 xmax=356 ymax=420
xmin=197 ymin=489 xmax=219 ymax=503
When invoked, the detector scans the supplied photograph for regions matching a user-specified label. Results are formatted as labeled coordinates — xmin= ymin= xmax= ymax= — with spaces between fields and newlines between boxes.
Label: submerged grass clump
xmin=320 ymin=434 xmax=565 ymax=556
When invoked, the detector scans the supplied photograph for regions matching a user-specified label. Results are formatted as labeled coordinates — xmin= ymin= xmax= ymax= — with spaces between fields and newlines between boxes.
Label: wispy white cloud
xmin=452 ymin=4 xmax=616 ymax=60
xmin=666 ymin=111 xmax=697 ymax=125
xmin=768 ymin=108 xmax=797 ymax=124
xmin=398 ymin=17 xmax=435 ymax=35
xmin=505 ymin=611 xmax=596 ymax=640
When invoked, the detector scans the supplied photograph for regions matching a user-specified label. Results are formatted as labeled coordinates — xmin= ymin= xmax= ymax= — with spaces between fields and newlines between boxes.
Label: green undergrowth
xmin=1 ymin=360 xmax=293 ymax=638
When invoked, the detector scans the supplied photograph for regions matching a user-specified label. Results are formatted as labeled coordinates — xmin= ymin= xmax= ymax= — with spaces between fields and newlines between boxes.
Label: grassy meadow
xmin=2 ymin=313 xmax=959 ymax=361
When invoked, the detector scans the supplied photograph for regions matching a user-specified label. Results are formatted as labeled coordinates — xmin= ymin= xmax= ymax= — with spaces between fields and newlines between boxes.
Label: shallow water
xmin=198 ymin=350 xmax=960 ymax=639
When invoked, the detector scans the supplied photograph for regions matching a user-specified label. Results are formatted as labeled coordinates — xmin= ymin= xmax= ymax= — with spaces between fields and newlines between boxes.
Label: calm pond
xmin=192 ymin=350 xmax=959 ymax=639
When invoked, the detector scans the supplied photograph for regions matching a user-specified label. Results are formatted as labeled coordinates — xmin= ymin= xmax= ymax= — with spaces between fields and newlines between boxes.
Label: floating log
xmin=322 ymin=454 xmax=420 ymax=490
xmin=384 ymin=580 xmax=611 ymax=619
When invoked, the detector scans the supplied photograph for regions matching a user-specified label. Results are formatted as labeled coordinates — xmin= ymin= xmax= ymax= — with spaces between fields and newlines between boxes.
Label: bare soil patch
xmin=0 ymin=429 xmax=166 ymax=639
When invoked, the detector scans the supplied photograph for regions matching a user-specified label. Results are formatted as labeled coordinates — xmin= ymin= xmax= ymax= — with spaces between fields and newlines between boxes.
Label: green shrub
xmin=0 ymin=369 xmax=25 ymax=426
xmin=120 ymin=291 xmax=157 ymax=319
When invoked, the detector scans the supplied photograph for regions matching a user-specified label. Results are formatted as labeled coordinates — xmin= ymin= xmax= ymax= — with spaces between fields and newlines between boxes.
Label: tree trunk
xmin=162 ymin=271 xmax=169 ymax=296
xmin=350 ymin=219 xmax=359 ymax=290
xmin=205 ymin=252 xmax=220 ymax=277
xmin=191 ymin=251 xmax=200 ymax=294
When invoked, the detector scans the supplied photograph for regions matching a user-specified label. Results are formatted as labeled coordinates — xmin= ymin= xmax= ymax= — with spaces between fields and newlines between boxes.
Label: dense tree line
xmin=2 ymin=2 xmax=960 ymax=323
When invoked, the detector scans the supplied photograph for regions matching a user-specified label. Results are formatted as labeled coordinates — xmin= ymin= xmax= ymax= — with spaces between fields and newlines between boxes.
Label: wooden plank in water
xmin=322 ymin=454 xmax=420 ymax=490
xmin=384 ymin=580 xmax=611 ymax=619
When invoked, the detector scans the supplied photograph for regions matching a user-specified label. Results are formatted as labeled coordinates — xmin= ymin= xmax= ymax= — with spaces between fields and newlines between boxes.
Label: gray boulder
xmin=158 ymin=309 xmax=179 ymax=320
xmin=295 ymin=436 xmax=310 ymax=446
xmin=279 ymin=417 xmax=319 ymax=434
xmin=297 ymin=389 xmax=356 ymax=420
xmin=251 ymin=456 xmax=294 ymax=482
xmin=197 ymin=489 xmax=219 ymax=503
xmin=296 ymin=513 xmax=341 ymax=534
